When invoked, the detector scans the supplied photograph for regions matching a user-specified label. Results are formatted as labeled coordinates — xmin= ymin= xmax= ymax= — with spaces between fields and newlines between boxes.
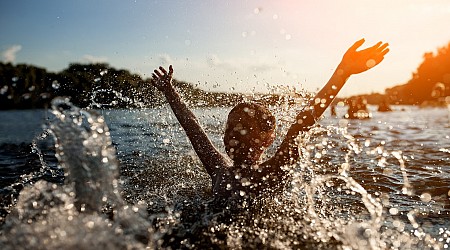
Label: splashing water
xmin=50 ymin=97 xmax=125 ymax=212
xmin=1 ymin=98 xmax=152 ymax=249
xmin=0 ymin=96 xmax=448 ymax=249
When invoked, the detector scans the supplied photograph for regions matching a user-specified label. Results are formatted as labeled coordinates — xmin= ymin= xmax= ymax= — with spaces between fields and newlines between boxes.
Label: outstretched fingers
xmin=348 ymin=38 xmax=365 ymax=53
xmin=376 ymin=42 xmax=389 ymax=51
xmin=153 ymin=65 xmax=173 ymax=78
xmin=377 ymin=43 xmax=390 ymax=57
xmin=154 ymin=69 xmax=163 ymax=78
xmin=151 ymin=65 xmax=174 ymax=91
xmin=159 ymin=66 xmax=167 ymax=75
xmin=372 ymin=41 xmax=383 ymax=49
xmin=374 ymin=47 xmax=390 ymax=64
xmin=367 ymin=42 xmax=389 ymax=60
xmin=341 ymin=39 xmax=389 ymax=74
xmin=371 ymin=43 xmax=389 ymax=65
xmin=169 ymin=65 xmax=173 ymax=77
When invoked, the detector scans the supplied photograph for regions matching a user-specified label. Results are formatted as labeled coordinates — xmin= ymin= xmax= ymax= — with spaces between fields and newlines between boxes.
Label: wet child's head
xmin=224 ymin=102 xmax=276 ymax=164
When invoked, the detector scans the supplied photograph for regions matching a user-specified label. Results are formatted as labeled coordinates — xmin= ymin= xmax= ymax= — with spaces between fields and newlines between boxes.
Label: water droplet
xmin=52 ymin=80 xmax=60 ymax=89
xmin=85 ymin=221 xmax=95 ymax=229
xmin=0 ymin=85 xmax=8 ymax=94
xmin=366 ymin=59 xmax=376 ymax=68
xmin=420 ymin=193 xmax=432 ymax=202
xmin=241 ymin=178 xmax=251 ymax=186
xmin=389 ymin=207 xmax=399 ymax=215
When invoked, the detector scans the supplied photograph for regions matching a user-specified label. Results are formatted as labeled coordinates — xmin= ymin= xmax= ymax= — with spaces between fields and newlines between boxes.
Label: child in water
xmin=151 ymin=39 xmax=389 ymax=204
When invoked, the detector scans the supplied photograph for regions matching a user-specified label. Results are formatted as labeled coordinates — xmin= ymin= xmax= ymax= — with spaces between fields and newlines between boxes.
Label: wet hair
xmin=227 ymin=102 xmax=276 ymax=132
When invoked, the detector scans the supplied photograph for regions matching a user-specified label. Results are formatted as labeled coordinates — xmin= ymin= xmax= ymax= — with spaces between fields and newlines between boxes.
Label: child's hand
xmin=152 ymin=65 xmax=174 ymax=91
xmin=339 ymin=39 xmax=389 ymax=76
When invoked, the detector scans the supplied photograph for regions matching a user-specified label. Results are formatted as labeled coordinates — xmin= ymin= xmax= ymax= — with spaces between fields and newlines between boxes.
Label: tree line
xmin=0 ymin=62 xmax=280 ymax=110
xmin=1 ymin=40 xmax=449 ymax=109
xmin=384 ymin=41 xmax=450 ymax=105
xmin=0 ymin=61 xmax=310 ymax=110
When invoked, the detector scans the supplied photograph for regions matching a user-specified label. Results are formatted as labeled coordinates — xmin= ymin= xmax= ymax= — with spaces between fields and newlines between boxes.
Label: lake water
xmin=0 ymin=101 xmax=449 ymax=249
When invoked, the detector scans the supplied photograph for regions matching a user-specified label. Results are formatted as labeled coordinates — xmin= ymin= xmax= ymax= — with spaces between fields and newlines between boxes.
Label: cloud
xmin=2 ymin=45 xmax=22 ymax=63
xmin=82 ymin=54 xmax=108 ymax=63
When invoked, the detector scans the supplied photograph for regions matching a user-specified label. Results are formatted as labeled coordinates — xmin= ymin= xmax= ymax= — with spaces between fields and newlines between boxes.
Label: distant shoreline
xmin=2 ymin=45 xmax=450 ymax=110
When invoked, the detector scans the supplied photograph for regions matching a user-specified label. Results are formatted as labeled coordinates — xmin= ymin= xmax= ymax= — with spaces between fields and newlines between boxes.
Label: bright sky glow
xmin=1 ymin=0 xmax=450 ymax=96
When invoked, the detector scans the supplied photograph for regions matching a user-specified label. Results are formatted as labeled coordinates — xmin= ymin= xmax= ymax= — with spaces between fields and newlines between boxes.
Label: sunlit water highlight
xmin=0 ymin=98 xmax=449 ymax=249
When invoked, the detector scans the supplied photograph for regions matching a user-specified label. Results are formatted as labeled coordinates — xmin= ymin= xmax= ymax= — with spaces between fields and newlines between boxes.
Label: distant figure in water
xmin=151 ymin=39 xmax=389 ymax=205
xmin=330 ymin=104 xmax=337 ymax=117
xmin=345 ymin=96 xmax=371 ymax=119
xmin=377 ymin=99 xmax=392 ymax=112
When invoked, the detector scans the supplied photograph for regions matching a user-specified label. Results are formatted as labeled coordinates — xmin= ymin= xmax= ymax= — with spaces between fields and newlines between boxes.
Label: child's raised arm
xmin=309 ymin=39 xmax=389 ymax=120
xmin=151 ymin=65 xmax=228 ymax=177
xmin=267 ymin=39 xmax=389 ymax=167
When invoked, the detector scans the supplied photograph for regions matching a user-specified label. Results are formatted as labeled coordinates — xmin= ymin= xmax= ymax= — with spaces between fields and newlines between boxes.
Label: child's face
xmin=224 ymin=114 xmax=275 ymax=164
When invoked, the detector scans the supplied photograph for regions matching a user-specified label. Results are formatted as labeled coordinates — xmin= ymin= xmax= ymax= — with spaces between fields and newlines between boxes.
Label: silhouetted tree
xmin=386 ymin=41 xmax=450 ymax=104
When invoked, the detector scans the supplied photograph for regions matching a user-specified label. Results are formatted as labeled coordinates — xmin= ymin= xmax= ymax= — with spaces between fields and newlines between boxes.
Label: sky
xmin=1 ymin=0 xmax=450 ymax=97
